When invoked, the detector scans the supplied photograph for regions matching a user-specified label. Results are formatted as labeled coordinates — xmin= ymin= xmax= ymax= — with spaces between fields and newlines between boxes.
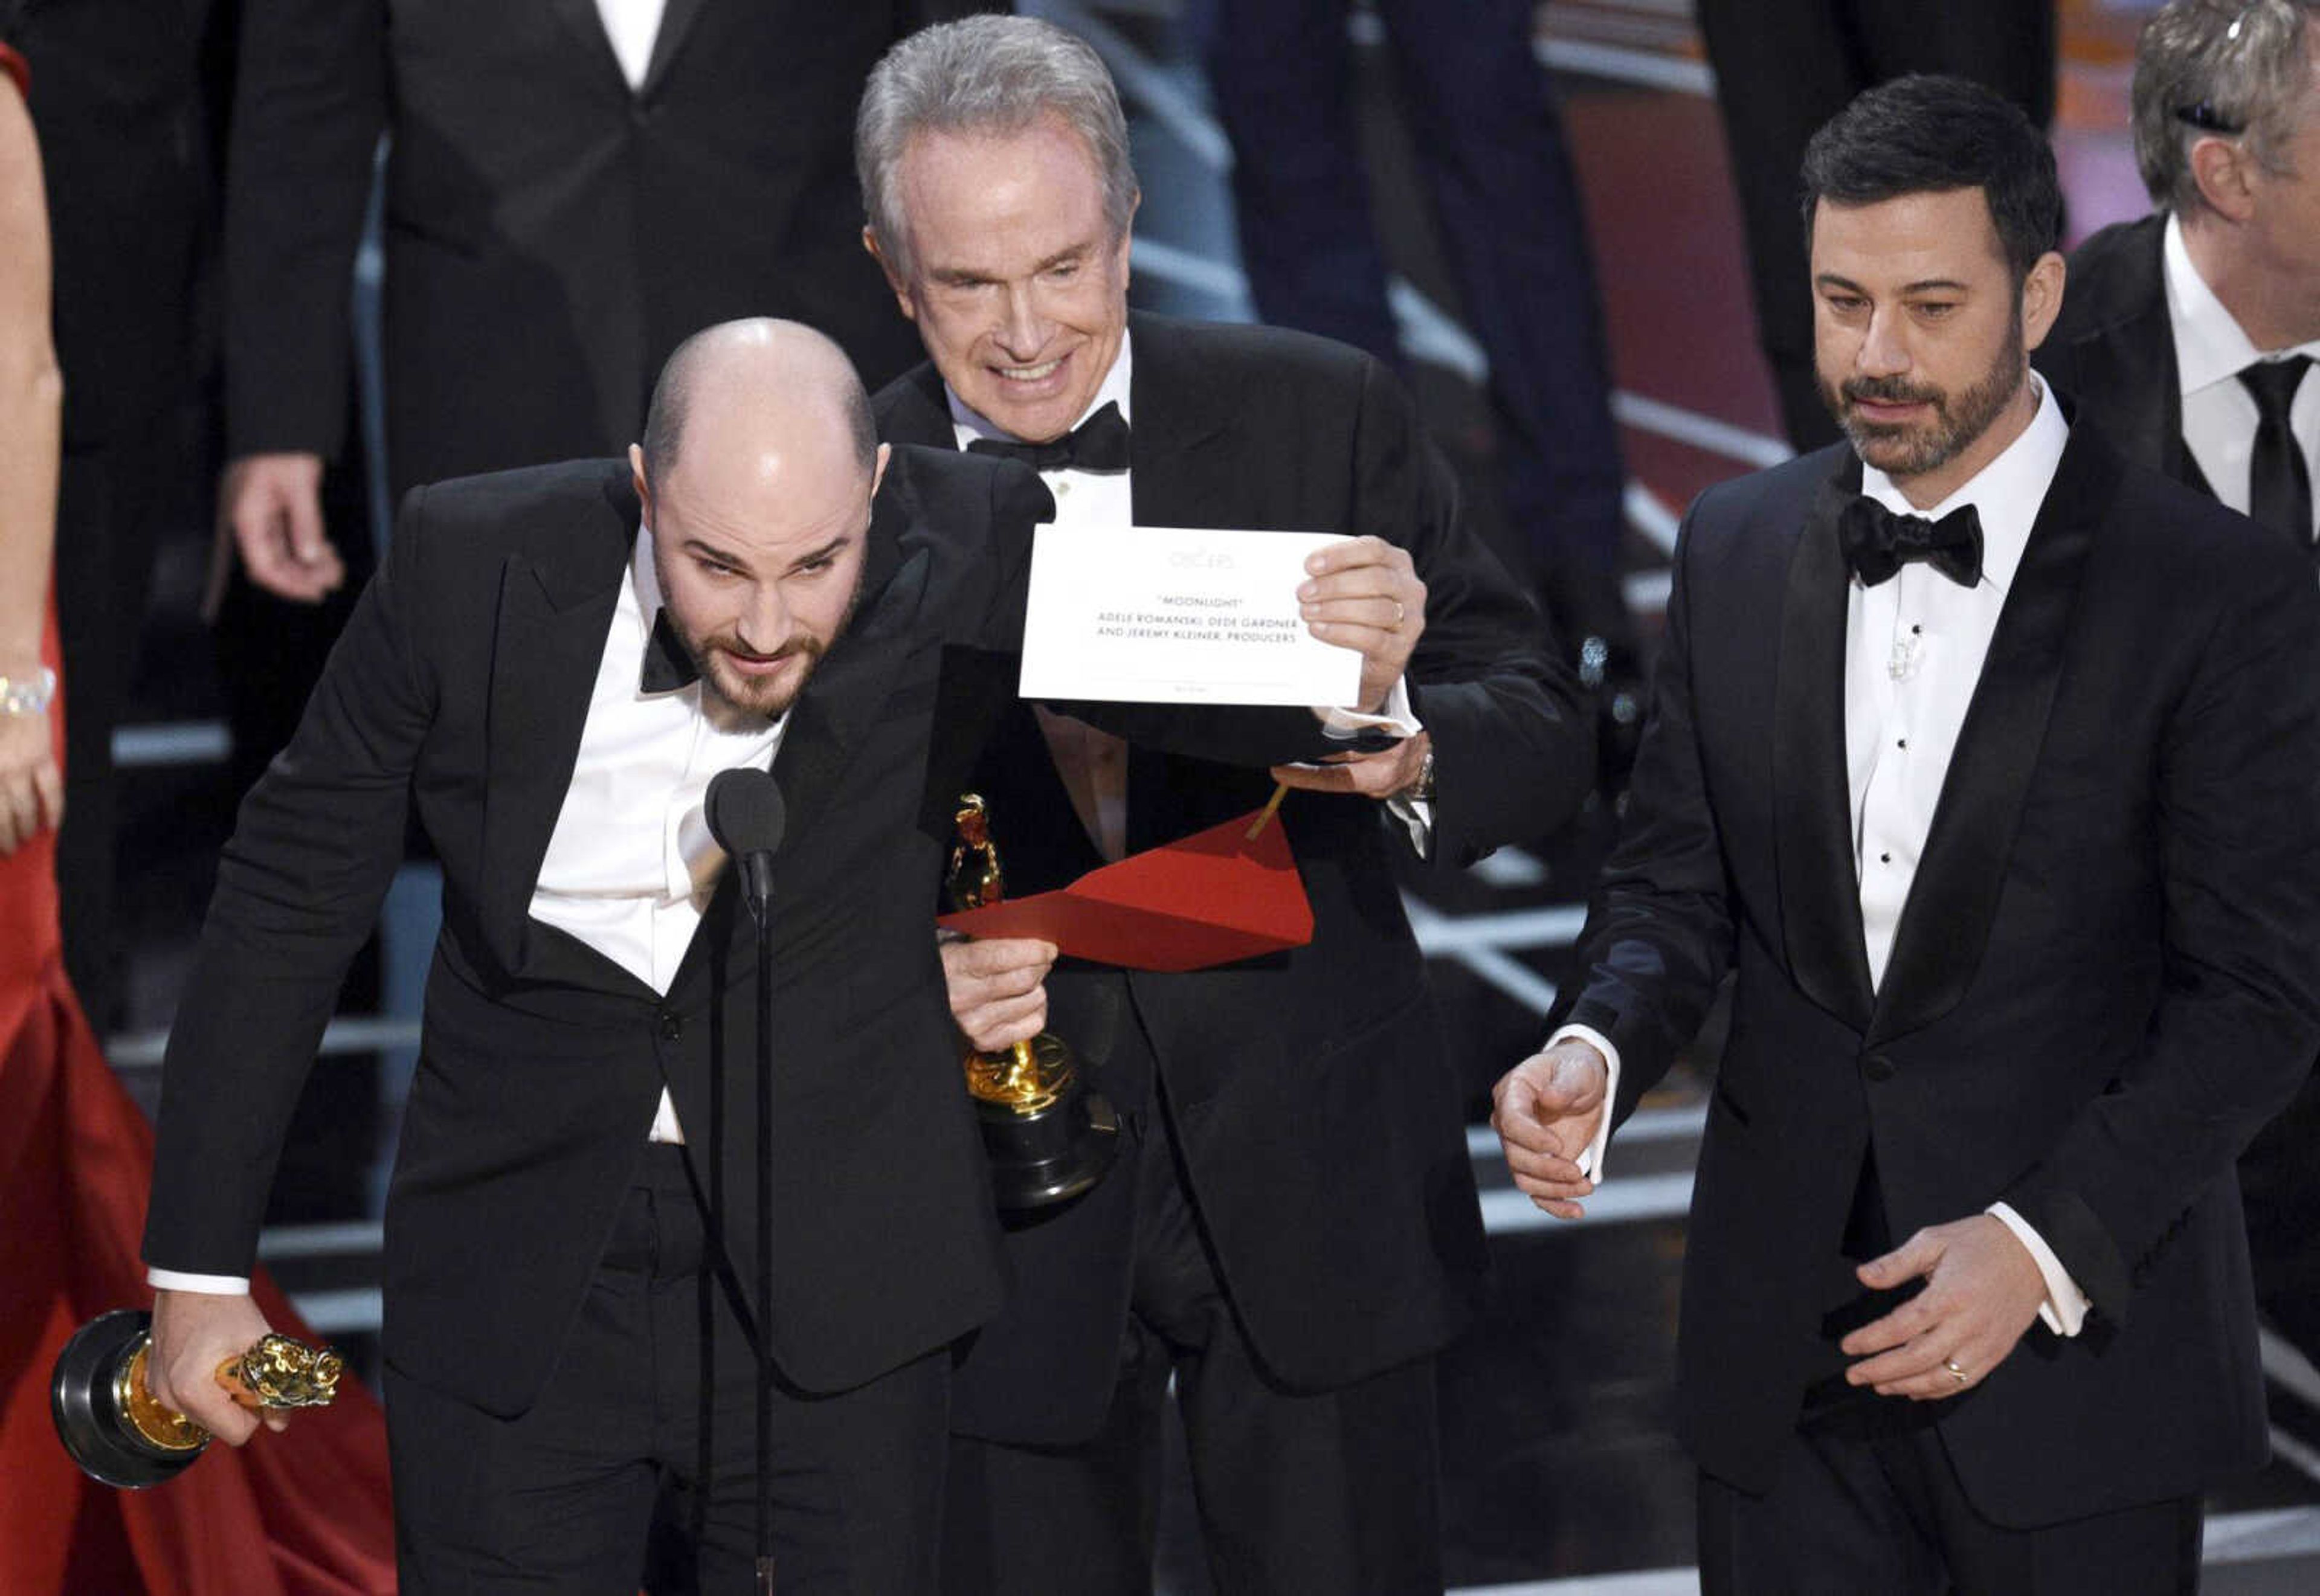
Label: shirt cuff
xmin=1986 ymin=1201 xmax=2091 ymax=1337
xmin=1384 ymin=792 xmax=1435 ymax=858
xmin=1316 ymin=675 xmax=1421 ymax=739
xmin=1544 ymin=1023 xmax=1621 ymax=1181
xmin=147 ymin=1267 xmax=253 ymax=1296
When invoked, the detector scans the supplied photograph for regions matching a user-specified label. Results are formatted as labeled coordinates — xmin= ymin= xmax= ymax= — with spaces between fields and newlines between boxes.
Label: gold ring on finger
xmin=1944 ymin=1359 xmax=1968 ymax=1384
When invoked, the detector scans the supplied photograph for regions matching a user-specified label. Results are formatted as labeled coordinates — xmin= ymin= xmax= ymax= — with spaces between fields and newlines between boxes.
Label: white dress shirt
xmin=1846 ymin=382 xmax=2064 ymax=988
xmin=529 ymin=524 xmax=787 ymax=1147
xmin=2164 ymin=212 xmax=2320 ymax=539
xmin=150 ymin=523 xmax=776 ymax=1297
xmin=1554 ymin=380 xmax=2090 ymax=1335
xmin=943 ymin=332 xmax=1428 ymax=863
xmin=594 ymin=0 xmax=666 ymax=90
xmin=951 ymin=346 xmax=1139 ymax=860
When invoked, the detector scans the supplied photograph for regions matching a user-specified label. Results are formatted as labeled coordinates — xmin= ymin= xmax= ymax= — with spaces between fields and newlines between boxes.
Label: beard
xmin=667 ymin=568 xmax=865 ymax=724
xmin=1823 ymin=314 xmax=2025 ymax=483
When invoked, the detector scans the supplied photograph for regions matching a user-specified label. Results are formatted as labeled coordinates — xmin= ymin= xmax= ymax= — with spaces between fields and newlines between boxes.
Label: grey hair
xmin=2133 ymin=0 xmax=2318 ymax=214
xmin=856 ymin=14 xmax=1137 ymax=279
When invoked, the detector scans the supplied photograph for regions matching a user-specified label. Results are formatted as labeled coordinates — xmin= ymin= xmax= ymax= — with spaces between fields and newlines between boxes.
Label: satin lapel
xmin=640 ymin=0 xmax=707 ymax=95
xmin=1774 ymin=460 xmax=1877 ymax=1032
xmin=549 ymin=0 xmax=631 ymax=93
xmin=766 ymin=488 xmax=928 ymax=856
xmin=1124 ymin=316 xmax=1236 ymax=530
xmin=2080 ymin=225 xmax=2193 ymax=487
xmin=1869 ymin=433 xmax=2107 ymax=1043
xmin=1120 ymin=321 xmax=1266 ymax=849
xmin=876 ymin=365 xmax=958 ymax=449
xmin=477 ymin=557 xmax=627 ymax=974
xmin=2093 ymin=307 xmax=2191 ymax=486
xmin=2178 ymin=442 xmax=2215 ymax=500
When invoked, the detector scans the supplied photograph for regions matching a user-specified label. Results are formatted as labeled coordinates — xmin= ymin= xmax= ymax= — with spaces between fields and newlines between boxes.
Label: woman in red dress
xmin=0 ymin=40 xmax=393 ymax=1594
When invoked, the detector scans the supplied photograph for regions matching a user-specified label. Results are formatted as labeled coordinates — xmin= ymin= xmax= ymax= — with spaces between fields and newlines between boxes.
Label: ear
xmin=628 ymin=442 xmax=652 ymax=526
xmin=869 ymin=441 xmax=892 ymax=502
xmin=2019 ymin=249 xmax=2067 ymax=352
xmin=862 ymin=227 xmax=918 ymax=321
xmin=2189 ymin=135 xmax=2258 ymax=224
xmin=1112 ymin=189 xmax=1142 ymax=284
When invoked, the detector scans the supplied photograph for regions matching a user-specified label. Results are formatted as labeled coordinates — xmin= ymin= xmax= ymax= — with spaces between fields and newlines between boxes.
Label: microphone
xmin=703 ymin=764 xmax=787 ymax=1591
xmin=705 ymin=768 xmax=785 ymax=926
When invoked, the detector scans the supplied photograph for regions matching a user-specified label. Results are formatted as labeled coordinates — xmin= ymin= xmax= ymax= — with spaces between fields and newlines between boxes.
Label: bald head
xmin=630 ymin=319 xmax=889 ymax=724
xmin=639 ymin=318 xmax=878 ymax=494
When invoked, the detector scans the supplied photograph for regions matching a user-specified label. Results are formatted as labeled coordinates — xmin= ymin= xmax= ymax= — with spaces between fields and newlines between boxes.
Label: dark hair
xmin=1800 ymin=74 xmax=2063 ymax=286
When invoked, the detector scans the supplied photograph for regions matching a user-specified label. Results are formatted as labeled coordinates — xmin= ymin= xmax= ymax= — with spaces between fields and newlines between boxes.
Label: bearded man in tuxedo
xmin=140 ymin=318 xmax=1352 ymax=1592
xmin=1495 ymin=75 xmax=2320 ymax=1594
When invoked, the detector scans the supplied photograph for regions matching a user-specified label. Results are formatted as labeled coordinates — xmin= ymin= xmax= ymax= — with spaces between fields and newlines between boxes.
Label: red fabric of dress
xmin=1 ymin=53 xmax=396 ymax=1581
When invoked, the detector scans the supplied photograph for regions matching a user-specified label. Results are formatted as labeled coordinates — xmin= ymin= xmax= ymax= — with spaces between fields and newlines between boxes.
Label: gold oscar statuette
xmin=52 ymin=1309 xmax=343 ymax=1488
xmin=947 ymin=793 xmax=1118 ymax=1207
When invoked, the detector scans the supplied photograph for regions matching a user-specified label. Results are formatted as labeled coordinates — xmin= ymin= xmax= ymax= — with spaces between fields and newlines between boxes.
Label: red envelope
xmin=936 ymin=808 xmax=1314 ymax=971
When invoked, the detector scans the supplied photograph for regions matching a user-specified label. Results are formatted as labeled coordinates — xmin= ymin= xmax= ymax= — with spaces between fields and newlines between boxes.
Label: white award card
xmin=1017 ymin=525 xmax=1364 ymax=706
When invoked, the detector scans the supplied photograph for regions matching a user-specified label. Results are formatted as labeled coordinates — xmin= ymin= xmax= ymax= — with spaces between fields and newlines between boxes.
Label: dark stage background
xmin=78 ymin=2 xmax=2320 ymax=1589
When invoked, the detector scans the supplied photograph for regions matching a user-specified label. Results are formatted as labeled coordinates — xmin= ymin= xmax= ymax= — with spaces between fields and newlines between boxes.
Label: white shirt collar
xmin=948 ymin=329 xmax=1134 ymax=449
xmin=595 ymin=0 xmax=665 ymax=91
xmin=1860 ymin=372 xmax=2069 ymax=597
xmin=630 ymin=519 xmax=665 ymax=634
xmin=2163 ymin=210 xmax=2320 ymax=395
xmin=2165 ymin=210 xmax=2266 ymax=396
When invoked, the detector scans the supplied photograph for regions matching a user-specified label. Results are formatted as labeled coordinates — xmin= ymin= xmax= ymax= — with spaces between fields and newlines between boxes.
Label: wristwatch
xmin=0 ymin=665 xmax=55 ymax=717
xmin=1402 ymin=744 xmax=1436 ymax=805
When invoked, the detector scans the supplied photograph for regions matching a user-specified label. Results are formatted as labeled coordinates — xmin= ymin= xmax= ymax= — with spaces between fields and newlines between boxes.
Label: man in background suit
xmin=5 ymin=0 xmax=222 ymax=1022
xmin=202 ymin=1 xmax=999 ymax=1251
xmin=210 ymin=0 xmax=989 ymax=787
xmin=861 ymin=18 xmax=1593 ymax=1591
xmin=2033 ymin=0 xmax=2320 ymax=1379
xmin=143 ymin=320 xmax=1350 ymax=1590
xmin=1200 ymin=0 xmax=1639 ymax=686
xmin=1696 ymin=0 xmax=2058 ymax=449
xmin=1496 ymin=76 xmax=2320 ymax=1592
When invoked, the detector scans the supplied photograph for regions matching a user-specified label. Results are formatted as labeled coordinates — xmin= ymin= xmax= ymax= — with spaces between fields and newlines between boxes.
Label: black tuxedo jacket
xmin=877 ymin=314 xmax=1594 ymax=1439
xmin=222 ymin=0 xmax=981 ymax=495
xmin=2035 ymin=216 xmax=2212 ymax=495
xmin=1561 ymin=427 xmax=2320 ymax=1525
xmin=142 ymin=445 xmax=1327 ymax=1417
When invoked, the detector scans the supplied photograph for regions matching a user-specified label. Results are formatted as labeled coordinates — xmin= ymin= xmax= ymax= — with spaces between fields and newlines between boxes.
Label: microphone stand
xmin=750 ymin=878 xmax=775 ymax=1596
xmin=705 ymin=766 xmax=784 ymax=1595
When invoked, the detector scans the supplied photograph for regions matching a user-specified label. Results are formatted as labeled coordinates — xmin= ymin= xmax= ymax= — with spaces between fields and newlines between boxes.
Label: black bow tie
xmin=965 ymin=401 xmax=1130 ymax=474
xmin=640 ymin=608 xmax=700 ymax=693
xmin=1838 ymin=496 xmax=1985 ymax=588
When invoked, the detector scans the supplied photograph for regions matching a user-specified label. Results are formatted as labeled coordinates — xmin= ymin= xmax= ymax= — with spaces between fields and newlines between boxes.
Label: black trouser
xmin=1698 ymin=1423 xmax=2201 ymax=1596
xmin=1703 ymin=1146 xmax=2201 ymax=1593
xmin=53 ymin=416 xmax=174 ymax=1028
xmin=384 ymin=1146 xmax=950 ymax=1594
xmin=2241 ymin=1061 xmax=2320 ymax=1373
xmin=1201 ymin=0 xmax=1631 ymax=644
xmin=941 ymin=1111 xmax=1443 ymax=1595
